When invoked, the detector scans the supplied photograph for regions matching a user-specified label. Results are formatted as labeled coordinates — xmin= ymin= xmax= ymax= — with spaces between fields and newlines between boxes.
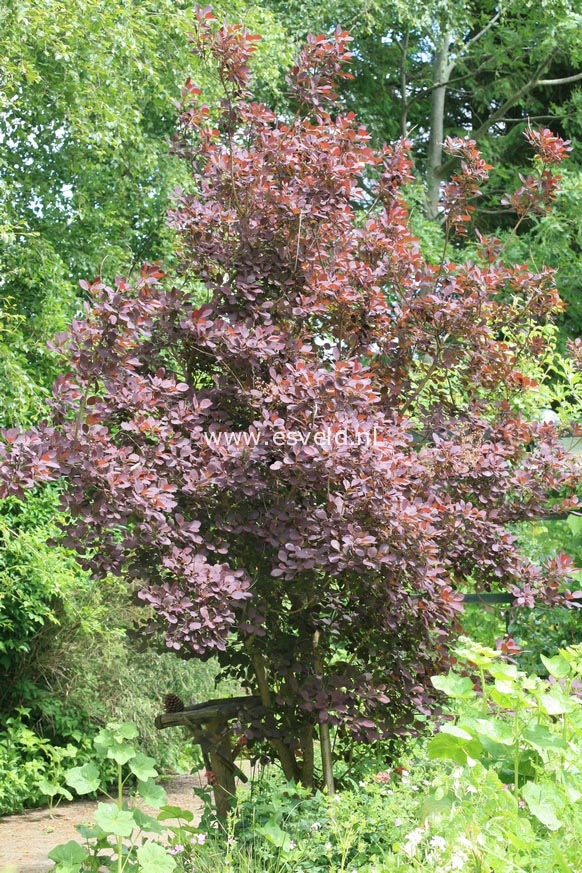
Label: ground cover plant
xmin=1 ymin=10 xmax=581 ymax=804
xmin=45 ymin=638 xmax=582 ymax=873
xmin=45 ymin=721 xmax=204 ymax=873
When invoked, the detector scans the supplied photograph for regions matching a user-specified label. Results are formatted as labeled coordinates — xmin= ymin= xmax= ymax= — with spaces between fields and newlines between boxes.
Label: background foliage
xmin=2 ymin=0 xmax=582 ymax=824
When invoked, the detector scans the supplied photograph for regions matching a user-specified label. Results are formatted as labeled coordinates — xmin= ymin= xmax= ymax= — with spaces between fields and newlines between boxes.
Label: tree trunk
xmin=399 ymin=30 xmax=410 ymax=137
xmin=249 ymin=648 xmax=300 ymax=782
xmin=313 ymin=630 xmax=335 ymax=795
xmin=425 ymin=31 xmax=452 ymax=220
xmin=299 ymin=723 xmax=315 ymax=789
xmin=319 ymin=720 xmax=335 ymax=796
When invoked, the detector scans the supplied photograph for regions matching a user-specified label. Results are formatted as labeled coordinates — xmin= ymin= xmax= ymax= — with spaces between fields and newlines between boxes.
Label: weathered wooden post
xmin=155 ymin=695 xmax=261 ymax=818
xmin=205 ymin=718 xmax=236 ymax=818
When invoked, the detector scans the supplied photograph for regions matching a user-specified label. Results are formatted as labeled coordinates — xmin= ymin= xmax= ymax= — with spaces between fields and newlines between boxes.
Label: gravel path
xmin=0 ymin=775 xmax=205 ymax=873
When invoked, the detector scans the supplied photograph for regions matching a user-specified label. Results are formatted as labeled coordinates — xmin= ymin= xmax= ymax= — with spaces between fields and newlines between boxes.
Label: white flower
xmin=430 ymin=836 xmax=447 ymax=850
xmin=394 ymin=818 xmax=402 ymax=827
xmin=446 ymin=836 xmax=471 ymax=871
xmin=466 ymin=784 xmax=478 ymax=793
xmin=310 ymin=821 xmax=322 ymax=831
xmin=402 ymin=828 xmax=425 ymax=858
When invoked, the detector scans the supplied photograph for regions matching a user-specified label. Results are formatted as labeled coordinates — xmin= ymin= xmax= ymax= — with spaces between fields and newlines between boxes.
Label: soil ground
xmin=0 ymin=774 xmax=204 ymax=873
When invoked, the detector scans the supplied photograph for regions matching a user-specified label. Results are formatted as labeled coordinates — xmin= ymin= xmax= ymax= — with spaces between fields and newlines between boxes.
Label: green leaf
xmin=258 ymin=819 xmax=294 ymax=852
xmin=95 ymin=721 xmax=139 ymax=744
xmin=37 ymin=777 xmax=73 ymax=801
xmin=562 ymin=772 xmax=582 ymax=804
xmin=133 ymin=808 xmax=164 ymax=834
xmin=113 ymin=723 xmax=139 ymax=740
xmin=93 ymin=728 xmax=116 ymax=754
xmin=129 ymin=752 xmax=158 ymax=782
xmin=430 ymin=672 xmax=476 ymax=699
xmin=455 ymin=638 xmax=498 ymax=667
xmin=500 ymin=820 xmax=535 ymax=851
xmin=567 ymin=513 xmax=582 ymax=537
xmin=472 ymin=717 xmax=514 ymax=746
xmin=494 ymin=679 xmax=518 ymax=696
xmin=541 ymin=653 xmax=571 ymax=679
xmin=539 ymin=691 xmax=575 ymax=716
xmin=157 ymin=805 xmax=194 ymax=823
xmin=94 ymin=724 xmax=138 ymax=765
xmin=48 ymin=840 xmax=89 ymax=869
xmin=136 ymin=842 xmax=176 ymax=873
xmin=76 ymin=823 xmax=105 ymax=840
xmin=488 ymin=663 xmax=520 ymax=682
xmin=522 ymin=782 xmax=562 ymax=831
xmin=440 ymin=724 xmax=474 ymax=741
xmin=37 ymin=777 xmax=61 ymax=798
xmin=523 ymin=725 xmax=567 ymax=751
xmin=94 ymin=803 xmax=136 ymax=837
xmin=65 ymin=763 xmax=101 ymax=794
xmin=109 ymin=743 xmax=137 ymax=766
xmin=138 ymin=779 xmax=167 ymax=809
xmin=428 ymin=724 xmax=482 ymax=764
xmin=427 ymin=737 xmax=466 ymax=765
xmin=489 ymin=676 xmax=525 ymax=708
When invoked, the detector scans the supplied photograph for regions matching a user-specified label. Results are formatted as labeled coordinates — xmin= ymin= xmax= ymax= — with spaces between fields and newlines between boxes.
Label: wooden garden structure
xmin=155 ymin=695 xmax=261 ymax=817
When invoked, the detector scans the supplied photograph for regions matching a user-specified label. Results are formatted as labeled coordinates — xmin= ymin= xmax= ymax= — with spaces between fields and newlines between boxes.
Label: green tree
xmin=0 ymin=0 xmax=292 ymax=396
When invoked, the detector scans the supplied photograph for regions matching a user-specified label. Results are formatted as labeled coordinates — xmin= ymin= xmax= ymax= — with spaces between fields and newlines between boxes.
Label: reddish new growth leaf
xmin=0 ymin=15 xmax=579 ymax=786
xmin=288 ymin=27 xmax=354 ymax=109
xmin=190 ymin=5 xmax=260 ymax=97
xmin=525 ymin=127 xmax=572 ymax=165
xmin=502 ymin=128 xmax=571 ymax=217
xmin=441 ymin=137 xmax=493 ymax=234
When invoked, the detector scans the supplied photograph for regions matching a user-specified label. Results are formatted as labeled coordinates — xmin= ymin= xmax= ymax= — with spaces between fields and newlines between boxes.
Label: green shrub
xmin=174 ymin=638 xmax=582 ymax=872
xmin=0 ymin=709 xmax=94 ymax=815
xmin=0 ymin=486 xmax=236 ymax=813
xmin=45 ymin=639 xmax=582 ymax=871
